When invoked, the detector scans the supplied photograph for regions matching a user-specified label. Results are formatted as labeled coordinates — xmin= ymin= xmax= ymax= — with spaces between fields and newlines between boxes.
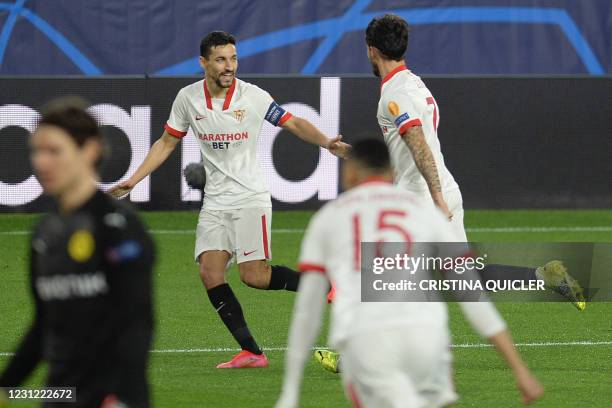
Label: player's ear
xmin=369 ymin=46 xmax=382 ymax=61
xmin=199 ymin=56 xmax=207 ymax=70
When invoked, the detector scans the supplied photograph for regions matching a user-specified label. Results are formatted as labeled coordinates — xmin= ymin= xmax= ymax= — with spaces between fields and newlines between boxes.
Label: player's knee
xmin=238 ymin=262 xmax=268 ymax=289
xmin=198 ymin=259 xmax=225 ymax=289
xmin=239 ymin=266 xmax=259 ymax=287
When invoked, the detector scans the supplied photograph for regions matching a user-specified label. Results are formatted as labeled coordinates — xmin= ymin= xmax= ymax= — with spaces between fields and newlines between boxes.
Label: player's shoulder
xmin=176 ymin=79 xmax=204 ymax=99
xmin=347 ymin=182 xmax=426 ymax=210
xmin=383 ymin=70 xmax=427 ymax=98
xmin=364 ymin=182 xmax=420 ymax=201
xmin=329 ymin=182 xmax=395 ymax=208
xmin=307 ymin=199 xmax=338 ymax=233
xmin=32 ymin=212 xmax=61 ymax=240
xmin=93 ymin=191 xmax=148 ymax=238
xmin=92 ymin=193 xmax=154 ymax=265
xmin=236 ymin=78 xmax=270 ymax=100
xmin=31 ymin=192 xmax=146 ymax=243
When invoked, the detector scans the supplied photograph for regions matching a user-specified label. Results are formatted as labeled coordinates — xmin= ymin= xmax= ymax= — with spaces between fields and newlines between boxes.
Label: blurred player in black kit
xmin=0 ymin=98 xmax=155 ymax=408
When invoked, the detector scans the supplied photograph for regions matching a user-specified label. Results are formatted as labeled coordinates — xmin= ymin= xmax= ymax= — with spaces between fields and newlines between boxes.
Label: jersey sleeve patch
xmin=265 ymin=101 xmax=289 ymax=126
xmin=394 ymin=112 xmax=411 ymax=128
xmin=388 ymin=101 xmax=400 ymax=116
xmin=106 ymin=240 xmax=143 ymax=264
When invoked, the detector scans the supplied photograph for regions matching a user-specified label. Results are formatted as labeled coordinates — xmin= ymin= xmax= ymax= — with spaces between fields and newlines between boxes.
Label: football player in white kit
xmin=109 ymin=31 xmax=349 ymax=368
xmin=275 ymin=139 xmax=544 ymax=408
xmin=370 ymin=13 xmax=583 ymax=307
xmin=315 ymin=12 xmax=584 ymax=377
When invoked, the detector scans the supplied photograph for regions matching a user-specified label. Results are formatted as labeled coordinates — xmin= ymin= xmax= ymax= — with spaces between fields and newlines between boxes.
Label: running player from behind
xmin=0 ymin=98 xmax=154 ymax=407
xmin=315 ymin=13 xmax=586 ymax=374
xmin=108 ymin=31 xmax=349 ymax=369
xmin=275 ymin=139 xmax=544 ymax=408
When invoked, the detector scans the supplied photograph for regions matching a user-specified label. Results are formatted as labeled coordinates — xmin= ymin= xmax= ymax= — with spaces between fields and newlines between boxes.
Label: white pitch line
xmin=2 ymin=226 xmax=612 ymax=236
xmin=453 ymin=340 xmax=612 ymax=348
xmin=0 ymin=229 xmax=298 ymax=236
xmin=150 ymin=346 xmax=308 ymax=354
xmin=2 ymin=340 xmax=611 ymax=357
xmin=147 ymin=228 xmax=304 ymax=234
xmin=151 ymin=340 xmax=612 ymax=352
xmin=467 ymin=226 xmax=612 ymax=233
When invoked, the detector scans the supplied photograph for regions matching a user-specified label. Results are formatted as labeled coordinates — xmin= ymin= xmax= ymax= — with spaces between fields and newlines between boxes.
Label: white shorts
xmin=412 ymin=188 xmax=467 ymax=241
xmin=194 ymin=207 xmax=272 ymax=266
xmin=338 ymin=326 xmax=458 ymax=408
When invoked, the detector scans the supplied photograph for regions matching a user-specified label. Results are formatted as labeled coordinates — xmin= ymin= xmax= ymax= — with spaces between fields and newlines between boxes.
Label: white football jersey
xmin=165 ymin=78 xmax=292 ymax=210
xmin=377 ymin=66 xmax=458 ymax=194
xmin=298 ymin=180 xmax=463 ymax=347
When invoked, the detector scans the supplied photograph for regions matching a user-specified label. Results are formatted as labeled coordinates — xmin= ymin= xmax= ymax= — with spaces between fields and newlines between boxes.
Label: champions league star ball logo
xmin=233 ymin=109 xmax=246 ymax=123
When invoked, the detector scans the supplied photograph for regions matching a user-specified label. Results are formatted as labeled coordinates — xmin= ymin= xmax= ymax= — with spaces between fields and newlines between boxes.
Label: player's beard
xmin=215 ymin=71 xmax=234 ymax=88
xmin=371 ymin=61 xmax=380 ymax=77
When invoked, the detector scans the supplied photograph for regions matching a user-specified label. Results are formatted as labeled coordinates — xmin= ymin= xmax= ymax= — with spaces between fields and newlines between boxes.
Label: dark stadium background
xmin=1 ymin=0 xmax=610 ymax=212
xmin=0 ymin=0 xmax=612 ymax=212
xmin=0 ymin=76 xmax=610 ymax=212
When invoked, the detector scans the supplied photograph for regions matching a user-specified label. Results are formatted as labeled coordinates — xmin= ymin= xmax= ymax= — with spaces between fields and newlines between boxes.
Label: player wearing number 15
xmin=275 ymin=140 xmax=543 ymax=408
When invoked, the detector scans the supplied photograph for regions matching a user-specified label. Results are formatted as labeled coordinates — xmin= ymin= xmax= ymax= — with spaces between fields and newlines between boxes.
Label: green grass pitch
xmin=1 ymin=210 xmax=611 ymax=407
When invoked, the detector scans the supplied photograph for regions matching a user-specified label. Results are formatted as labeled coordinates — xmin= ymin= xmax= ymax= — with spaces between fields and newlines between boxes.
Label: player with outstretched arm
xmin=108 ymin=31 xmax=349 ymax=368
xmin=275 ymin=139 xmax=544 ymax=408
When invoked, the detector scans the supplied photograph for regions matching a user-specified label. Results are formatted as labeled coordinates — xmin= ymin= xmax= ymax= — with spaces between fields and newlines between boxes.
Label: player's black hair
xmin=200 ymin=31 xmax=236 ymax=58
xmin=365 ymin=14 xmax=409 ymax=61
xmin=348 ymin=139 xmax=391 ymax=170
xmin=39 ymin=96 xmax=100 ymax=147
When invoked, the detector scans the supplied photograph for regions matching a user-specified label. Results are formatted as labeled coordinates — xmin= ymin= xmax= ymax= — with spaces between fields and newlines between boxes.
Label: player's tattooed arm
xmin=402 ymin=125 xmax=441 ymax=192
xmin=402 ymin=126 xmax=453 ymax=219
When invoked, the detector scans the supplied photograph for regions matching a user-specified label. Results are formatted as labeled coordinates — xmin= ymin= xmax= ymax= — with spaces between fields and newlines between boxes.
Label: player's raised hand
xmin=327 ymin=135 xmax=351 ymax=159
xmin=107 ymin=179 xmax=135 ymax=199
xmin=515 ymin=368 xmax=544 ymax=404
